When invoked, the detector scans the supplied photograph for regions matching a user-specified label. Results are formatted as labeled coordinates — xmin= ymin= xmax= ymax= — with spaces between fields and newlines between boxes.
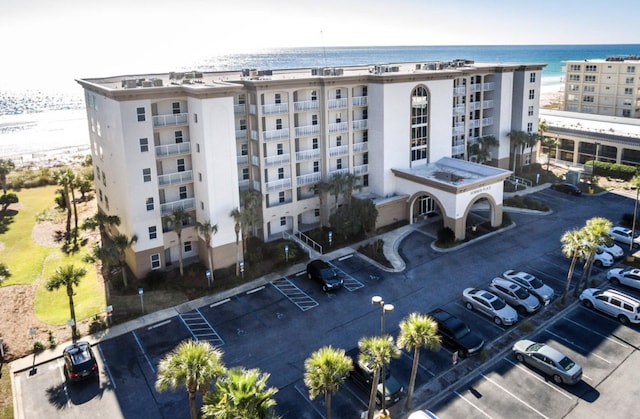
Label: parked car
xmin=609 ymin=226 xmax=640 ymax=248
xmin=599 ymin=242 xmax=624 ymax=259
xmin=512 ymin=339 xmax=582 ymax=385
xmin=593 ymin=248 xmax=614 ymax=267
xmin=408 ymin=410 xmax=439 ymax=419
xmin=306 ymin=259 xmax=344 ymax=291
xmin=346 ymin=348 xmax=404 ymax=407
xmin=462 ymin=288 xmax=518 ymax=326
xmin=488 ymin=277 xmax=541 ymax=314
xmin=63 ymin=341 xmax=99 ymax=382
xmin=580 ymin=288 xmax=640 ymax=324
xmin=502 ymin=270 xmax=555 ymax=305
xmin=607 ymin=267 xmax=640 ymax=290
xmin=429 ymin=308 xmax=485 ymax=357
xmin=551 ymin=182 xmax=582 ymax=196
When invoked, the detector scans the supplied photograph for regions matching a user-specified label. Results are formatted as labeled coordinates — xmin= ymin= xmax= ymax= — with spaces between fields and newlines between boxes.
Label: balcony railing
xmin=249 ymin=104 xmax=257 ymax=114
xmin=483 ymin=82 xmax=495 ymax=91
xmin=329 ymin=145 xmax=348 ymax=157
xmin=354 ymin=164 xmax=368 ymax=175
xmin=234 ymin=104 xmax=245 ymax=114
xmin=453 ymin=105 xmax=465 ymax=115
xmin=161 ymin=198 xmax=195 ymax=215
xmin=453 ymin=125 xmax=465 ymax=135
xmin=268 ymin=197 xmax=293 ymax=208
xmin=329 ymin=168 xmax=349 ymax=178
xmin=328 ymin=98 xmax=348 ymax=109
xmin=155 ymin=141 xmax=191 ymax=157
xmin=328 ymin=122 xmax=348 ymax=133
xmin=262 ymin=103 xmax=289 ymax=115
xmin=353 ymin=141 xmax=368 ymax=153
xmin=263 ymin=128 xmax=290 ymax=141
xmin=239 ymin=179 xmax=261 ymax=191
xmin=237 ymin=155 xmax=249 ymax=165
xmin=265 ymin=153 xmax=291 ymax=166
xmin=352 ymin=119 xmax=368 ymax=130
xmin=352 ymin=96 xmax=368 ymax=106
xmin=453 ymin=86 xmax=466 ymax=96
xmin=295 ymin=125 xmax=321 ymax=137
xmin=153 ymin=113 xmax=189 ymax=128
xmin=297 ymin=172 xmax=322 ymax=186
xmin=451 ymin=144 xmax=465 ymax=155
xmin=250 ymin=130 xmax=258 ymax=140
xmin=158 ymin=170 xmax=193 ymax=187
xmin=266 ymin=178 xmax=292 ymax=192
xmin=296 ymin=148 xmax=321 ymax=161
xmin=294 ymin=100 xmax=320 ymax=112
xmin=235 ymin=129 xmax=247 ymax=139
xmin=482 ymin=117 xmax=493 ymax=126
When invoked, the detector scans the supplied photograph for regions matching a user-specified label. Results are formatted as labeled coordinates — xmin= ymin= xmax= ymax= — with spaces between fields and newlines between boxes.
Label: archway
xmin=461 ymin=193 xmax=502 ymax=239
xmin=408 ymin=192 xmax=445 ymax=225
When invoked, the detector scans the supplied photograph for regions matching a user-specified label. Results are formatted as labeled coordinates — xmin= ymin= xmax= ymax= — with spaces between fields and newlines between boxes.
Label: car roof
xmin=492 ymin=277 xmax=520 ymax=290
xmin=536 ymin=343 xmax=566 ymax=362
xmin=308 ymin=259 xmax=329 ymax=268
xmin=63 ymin=341 xmax=91 ymax=353
xmin=595 ymin=288 xmax=640 ymax=304
xmin=612 ymin=226 xmax=631 ymax=233
xmin=623 ymin=268 xmax=640 ymax=275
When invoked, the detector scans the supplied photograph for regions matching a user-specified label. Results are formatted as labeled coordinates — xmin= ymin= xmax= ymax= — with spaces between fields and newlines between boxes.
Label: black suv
xmin=346 ymin=348 xmax=404 ymax=407
xmin=551 ymin=182 xmax=582 ymax=196
xmin=429 ymin=308 xmax=485 ymax=357
xmin=63 ymin=341 xmax=99 ymax=382
xmin=306 ymin=259 xmax=344 ymax=291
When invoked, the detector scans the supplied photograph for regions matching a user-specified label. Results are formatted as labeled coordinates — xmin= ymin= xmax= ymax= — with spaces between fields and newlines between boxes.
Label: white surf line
xmin=97 ymin=344 xmax=117 ymax=390
xmin=563 ymin=317 xmax=631 ymax=348
xmin=246 ymin=286 xmax=265 ymax=294
xmin=481 ymin=372 xmax=549 ymax=418
xmin=454 ymin=390 xmax=494 ymax=418
xmin=503 ymin=358 xmax=572 ymax=400
xmin=148 ymin=320 xmax=171 ymax=330
xmin=545 ymin=330 xmax=611 ymax=364
xmin=210 ymin=298 xmax=231 ymax=308
xmin=338 ymin=254 xmax=353 ymax=261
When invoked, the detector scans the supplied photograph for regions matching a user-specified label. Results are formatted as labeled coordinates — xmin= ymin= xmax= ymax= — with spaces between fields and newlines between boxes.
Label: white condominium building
xmin=77 ymin=59 xmax=543 ymax=278
xmin=563 ymin=56 xmax=640 ymax=118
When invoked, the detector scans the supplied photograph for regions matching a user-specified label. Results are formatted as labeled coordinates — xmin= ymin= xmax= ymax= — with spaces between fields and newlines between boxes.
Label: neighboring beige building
xmin=563 ymin=56 xmax=640 ymax=118
xmin=77 ymin=60 xmax=543 ymax=278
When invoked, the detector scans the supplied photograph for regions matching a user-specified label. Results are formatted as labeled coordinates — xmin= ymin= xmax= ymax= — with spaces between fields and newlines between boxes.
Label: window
xmin=312 ymin=115 xmax=318 ymax=126
xmin=363 ymin=131 xmax=368 ymax=142
xmin=275 ymin=93 xmax=281 ymax=104
xmin=280 ymin=216 xmax=286 ymax=226
xmin=177 ymin=158 xmax=185 ymax=172
xmin=150 ymin=253 xmax=161 ymax=270
xmin=336 ymin=136 xmax=342 ymax=146
xmin=313 ymin=161 xmax=319 ymax=172
xmin=276 ymin=118 xmax=282 ymax=130
xmin=335 ymin=113 xmax=341 ymax=123
xmin=529 ymin=72 xmax=536 ymax=83
xmin=314 ymin=209 xmax=320 ymax=217
xmin=311 ymin=90 xmax=317 ymax=101
xmin=104 ymin=196 xmax=109 ymax=210
xmin=623 ymin=109 xmax=631 ymax=117
xmin=362 ymin=86 xmax=368 ymax=96
xmin=240 ymin=119 xmax=247 ymax=130
xmin=98 ymin=189 xmax=103 ymax=202
xmin=200 ymin=201 xmax=204 ymax=210
xmin=527 ymin=122 xmax=533 ymax=133
xmin=585 ymin=75 xmax=596 ymax=82
xmin=194 ymin=113 xmax=198 ymax=123
xmin=584 ymin=85 xmax=595 ymax=92
xmin=625 ymin=88 xmax=633 ymax=95
xmin=172 ymin=102 xmax=181 ymax=114
xmin=241 ymin=144 xmax=248 ymax=155
xmin=363 ymin=174 xmax=369 ymax=187
xmin=583 ymin=96 xmax=594 ymax=102
xmin=410 ymin=86 xmax=429 ymax=163
xmin=626 ymin=77 xmax=634 ymax=84
xmin=362 ymin=109 xmax=368 ymax=120
xmin=198 ymin=172 xmax=202 ymax=181
xmin=140 ymin=138 xmax=149 ymax=152
xmin=528 ymin=89 xmax=535 ymax=100
xmin=184 ymin=241 xmax=192 ymax=252
xmin=175 ymin=130 xmax=183 ymax=143
xmin=278 ymin=168 xmax=284 ymax=179
xmin=336 ymin=89 xmax=342 ymax=99
xmin=143 ymin=168 xmax=151 ymax=182
xmin=627 ymin=66 xmax=636 ymax=73
xmin=363 ymin=152 xmax=368 ymax=164
xmin=277 ymin=143 xmax=283 ymax=155
xmin=149 ymin=226 xmax=157 ymax=240
xmin=146 ymin=197 xmax=154 ymax=211
xmin=179 ymin=186 xmax=187 ymax=200
xmin=528 ymin=105 xmax=534 ymax=116
xmin=242 ymin=168 xmax=249 ymax=180
xmin=585 ymin=65 xmax=597 ymax=72
xmin=279 ymin=191 xmax=285 ymax=203
xmin=312 ymin=138 xmax=318 ymax=149
xmin=102 ymin=171 xmax=107 ymax=186
xmin=570 ymin=64 xmax=581 ymax=71
xmin=569 ymin=74 xmax=580 ymax=81
xmin=136 ymin=107 xmax=146 ymax=122
xmin=337 ymin=158 xmax=342 ymax=170
xmin=238 ymin=94 xmax=246 ymax=105
xmin=196 ymin=143 xmax=200 ymax=153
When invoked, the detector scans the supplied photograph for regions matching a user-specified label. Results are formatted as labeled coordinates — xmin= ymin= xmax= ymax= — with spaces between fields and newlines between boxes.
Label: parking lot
xmin=12 ymin=188 xmax=640 ymax=418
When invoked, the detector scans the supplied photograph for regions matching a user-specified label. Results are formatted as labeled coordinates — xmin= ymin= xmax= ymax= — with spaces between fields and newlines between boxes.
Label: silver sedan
xmin=512 ymin=339 xmax=582 ymax=385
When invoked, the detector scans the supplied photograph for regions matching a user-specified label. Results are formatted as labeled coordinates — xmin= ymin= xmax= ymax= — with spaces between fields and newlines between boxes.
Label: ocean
xmin=1 ymin=44 xmax=639 ymax=161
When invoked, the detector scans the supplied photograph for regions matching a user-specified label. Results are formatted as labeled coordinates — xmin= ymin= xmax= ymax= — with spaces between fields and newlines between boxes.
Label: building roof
xmin=540 ymin=109 xmax=640 ymax=145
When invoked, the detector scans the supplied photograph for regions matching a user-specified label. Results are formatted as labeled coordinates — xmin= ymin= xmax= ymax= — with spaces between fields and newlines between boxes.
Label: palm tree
xmin=311 ymin=181 xmax=331 ymax=226
xmin=229 ymin=189 xmax=262 ymax=275
xmin=0 ymin=158 xmax=15 ymax=194
xmin=561 ymin=228 xmax=584 ymax=304
xmin=507 ymin=130 xmax=528 ymax=174
xmin=303 ymin=346 xmax=353 ymax=419
xmin=574 ymin=217 xmax=613 ymax=296
xmin=525 ymin=132 xmax=539 ymax=169
xmin=541 ymin=137 xmax=559 ymax=171
xmin=45 ymin=264 xmax=87 ymax=340
xmin=397 ymin=313 xmax=441 ymax=410
xmin=54 ymin=169 xmax=74 ymax=242
xmin=342 ymin=172 xmax=361 ymax=207
xmin=0 ymin=262 xmax=11 ymax=285
xmin=202 ymin=367 xmax=278 ymax=419
xmin=112 ymin=233 xmax=138 ymax=288
xmin=229 ymin=207 xmax=246 ymax=277
xmin=358 ymin=336 xmax=400 ymax=419
xmin=630 ymin=175 xmax=640 ymax=254
xmin=329 ymin=172 xmax=347 ymax=210
xmin=164 ymin=208 xmax=191 ymax=277
xmin=196 ymin=220 xmax=218 ymax=283
xmin=156 ymin=340 xmax=226 ymax=419
xmin=83 ymin=243 xmax=119 ymax=301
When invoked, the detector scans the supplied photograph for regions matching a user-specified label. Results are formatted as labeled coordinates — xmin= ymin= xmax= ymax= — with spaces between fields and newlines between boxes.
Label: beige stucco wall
xmin=374 ymin=196 xmax=409 ymax=230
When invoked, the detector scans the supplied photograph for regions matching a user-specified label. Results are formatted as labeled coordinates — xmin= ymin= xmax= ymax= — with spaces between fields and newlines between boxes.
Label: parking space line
xmin=563 ymin=317 xmax=631 ymax=349
xmin=400 ymin=350 xmax=436 ymax=377
xmin=247 ymin=286 xmax=265 ymax=295
xmin=481 ymin=373 xmax=550 ymax=418
xmin=210 ymin=298 xmax=231 ymax=308
xmin=545 ymin=330 xmax=611 ymax=364
xmin=327 ymin=261 xmax=364 ymax=292
xmin=179 ymin=309 xmax=225 ymax=347
xmin=504 ymin=358 xmax=572 ymax=400
xmin=57 ymin=358 xmax=72 ymax=409
xmin=132 ymin=330 xmax=156 ymax=373
xmin=293 ymin=384 xmax=324 ymax=418
xmin=97 ymin=344 xmax=117 ymax=390
xmin=454 ymin=390 xmax=494 ymax=418
xmin=271 ymin=277 xmax=319 ymax=311
xmin=148 ymin=319 xmax=171 ymax=330
xmin=338 ymin=254 xmax=353 ymax=261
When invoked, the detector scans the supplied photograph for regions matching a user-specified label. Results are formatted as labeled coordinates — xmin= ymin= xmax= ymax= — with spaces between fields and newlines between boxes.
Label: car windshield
xmin=529 ymin=277 xmax=544 ymax=289
xmin=558 ymin=356 xmax=576 ymax=371
xmin=527 ymin=342 xmax=545 ymax=352
xmin=514 ymin=287 xmax=529 ymax=299
xmin=490 ymin=298 xmax=506 ymax=310
xmin=320 ymin=268 xmax=338 ymax=280
xmin=451 ymin=322 xmax=471 ymax=339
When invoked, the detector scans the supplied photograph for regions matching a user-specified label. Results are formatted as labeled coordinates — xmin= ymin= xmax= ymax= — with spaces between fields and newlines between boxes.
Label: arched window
xmin=410 ymin=86 xmax=429 ymax=165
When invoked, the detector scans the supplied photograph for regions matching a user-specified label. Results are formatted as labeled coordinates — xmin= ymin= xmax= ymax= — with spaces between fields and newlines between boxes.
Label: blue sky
xmin=1 ymin=0 xmax=638 ymax=90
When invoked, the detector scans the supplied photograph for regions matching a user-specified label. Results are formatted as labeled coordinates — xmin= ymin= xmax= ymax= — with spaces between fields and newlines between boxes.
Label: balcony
xmin=234 ymin=104 xmax=245 ymax=114
xmin=262 ymin=103 xmax=289 ymax=115
xmin=482 ymin=117 xmax=493 ymax=127
xmin=239 ymin=179 xmax=261 ymax=191
xmin=153 ymin=113 xmax=189 ymax=128
xmin=297 ymin=172 xmax=322 ymax=186
xmin=453 ymin=86 xmax=466 ymax=96
xmin=158 ymin=170 xmax=193 ymax=187
xmin=296 ymin=148 xmax=321 ymax=161
xmin=294 ymin=100 xmax=320 ymax=112
xmin=161 ymin=198 xmax=195 ymax=215
xmin=352 ymin=96 xmax=368 ymax=107
xmin=295 ymin=125 xmax=321 ymax=137
xmin=328 ymin=98 xmax=348 ymax=109
xmin=483 ymin=82 xmax=495 ymax=91
xmin=453 ymin=105 xmax=465 ymax=116
xmin=329 ymin=145 xmax=348 ymax=157
xmin=155 ymin=141 xmax=191 ymax=157
xmin=353 ymin=141 xmax=368 ymax=153
xmin=453 ymin=125 xmax=465 ymax=135
xmin=235 ymin=129 xmax=247 ymax=139
xmin=249 ymin=104 xmax=257 ymax=114
xmin=266 ymin=178 xmax=292 ymax=192
xmin=354 ymin=164 xmax=368 ymax=175
xmin=268 ymin=197 xmax=293 ymax=208
xmin=265 ymin=153 xmax=291 ymax=166
xmin=352 ymin=119 xmax=368 ymax=130
xmin=451 ymin=144 xmax=465 ymax=155
xmin=237 ymin=155 xmax=249 ymax=165
xmin=328 ymin=121 xmax=348 ymax=134
xmin=250 ymin=130 xmax=258 ymax=141
xmin=329 ymin=168 xmax=349 ymax=178
xmin=263 ymin=128 xmax=290 ymax=141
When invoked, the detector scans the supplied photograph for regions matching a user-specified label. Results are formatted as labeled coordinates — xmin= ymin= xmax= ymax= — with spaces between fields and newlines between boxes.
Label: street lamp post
xmin=371 ymin=295 xmax=394 ymax=414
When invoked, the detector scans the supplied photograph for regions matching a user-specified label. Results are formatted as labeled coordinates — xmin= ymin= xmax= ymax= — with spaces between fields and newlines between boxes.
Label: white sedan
xmin=607 ymin=267 xmax=640 ymax=290
xmin=462 ymin=288 xmax=518 ymax=326
xmin=593 ymin=248 xmax=613 ymax=267
xmin=609 ymin=226 xmax=640 ymax=248
xmin=599 ymin=242 xmax=624 ymax=258
xmin=502 ymin=270 xmax=555 ymax=305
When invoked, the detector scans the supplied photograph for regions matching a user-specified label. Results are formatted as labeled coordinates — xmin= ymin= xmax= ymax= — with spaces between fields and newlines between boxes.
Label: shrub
xmin=33 ymin=341 xmax=45 ymax=353
xmin=145 ymin=270 xmax=166 ymax=290
xmin=47 ymin=330 xmax=57 ymax=349
xmin=88 ymin=315 xmax=108 ymax=334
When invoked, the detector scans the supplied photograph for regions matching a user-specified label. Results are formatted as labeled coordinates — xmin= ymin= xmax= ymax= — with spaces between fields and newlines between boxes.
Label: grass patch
xmin=0 ymin=362 xmax=12 ymax=419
